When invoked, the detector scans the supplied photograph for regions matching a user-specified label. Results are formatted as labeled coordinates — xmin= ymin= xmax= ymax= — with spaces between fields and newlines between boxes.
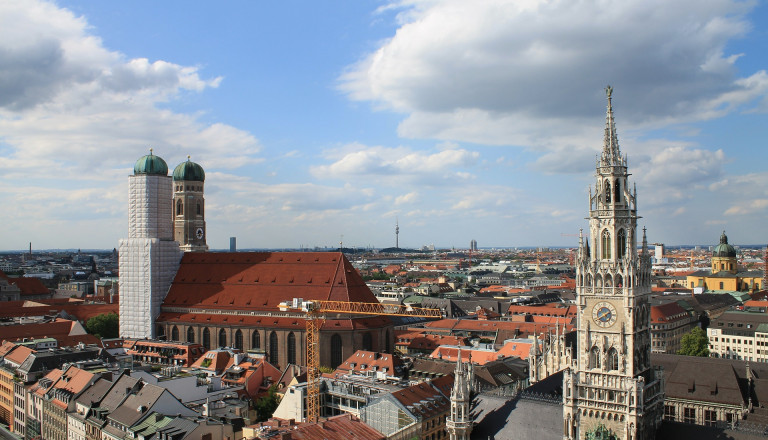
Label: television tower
xmin=395 ymin=218 xmax=400 ymax=249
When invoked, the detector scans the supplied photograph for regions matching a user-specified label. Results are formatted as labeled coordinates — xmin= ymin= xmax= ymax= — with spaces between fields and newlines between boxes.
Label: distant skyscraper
xmin=470 ymin=239 xmax=477 ymax=251
xmin=173 ymin=157 xmax=208 ymax=252
xmin=563 ymin=87 xmax=664 ymax=439
xmin=230 ymin=237 xmax=237 ymax=252
xmin=118 ymin=150 xmax=182 ymax=339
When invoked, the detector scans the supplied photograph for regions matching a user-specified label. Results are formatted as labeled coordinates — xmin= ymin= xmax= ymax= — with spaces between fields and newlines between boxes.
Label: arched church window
xmin=614 ymin=178 xmax=621 ymax=203
xmin=385 ymin=330 xmax=391 ymax=353
xmin=202 ymin=328 xmax=210 ymax=350
xmin=234 ymin=330 xmax=243 ymax=351
xmin=171 ymin=326 xmax=179 ymax=341
xmin=607 ymin=348 xmax=619 ymax=371
xmin=197 ymin=202 xmax=201 ymax=216
xmin=615 ymin=274 xmax=623 ymax=288
xmin=604 ymin=274 xmax=612 ymax=288
xmin=601 ymin=230 xmax=611 ymax=259
xmin=589 ymin=346 xmax=601 ymax=369
xmin=176 ymin=199 xmax=183 ymax=216
xmin=605 ymin=180 xmax=611 ymax=204
xmin=586 ymin=274 xmax=592 ymax=287
xmin=218 ymin=329 xmax=227 ymax=348
xmin=362 ymin=332 xmax=373 ymax=351
xmin=595 ymin=274 xmax=603 ymax=288
xmin=331 ymin=334 xmax=343 ymax=368
xmin=287 ymin=332 xmax=296 ymax=365
xmin=186 ymin=327 xmax=195 ymax=343
xmin=252 ymin=331 xmax=260 ymax=349
xmin=269 ymin=331 xmax=279 ymax=366
xmin=617 ymin=229 xmax=626 ymax=259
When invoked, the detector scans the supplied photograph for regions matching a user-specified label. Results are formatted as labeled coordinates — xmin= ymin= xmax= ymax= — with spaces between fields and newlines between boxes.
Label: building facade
xmin=562 ymin=87 xmax=664 ymax=440
xmin=118 ymin=151 xmax=182 ymax=339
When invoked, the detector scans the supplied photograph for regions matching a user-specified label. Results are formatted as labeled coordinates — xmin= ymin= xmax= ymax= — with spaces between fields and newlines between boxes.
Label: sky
xmin=2 ymin=0 xmax=768 ymax=251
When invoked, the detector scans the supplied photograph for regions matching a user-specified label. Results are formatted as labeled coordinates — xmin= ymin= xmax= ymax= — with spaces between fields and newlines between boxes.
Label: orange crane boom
xmin=278 ymin=298 xmax=442 ymax=422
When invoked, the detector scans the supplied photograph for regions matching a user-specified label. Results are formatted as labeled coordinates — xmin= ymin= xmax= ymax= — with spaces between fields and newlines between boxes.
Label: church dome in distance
xmin=712 ymin=231 xmax=736 ymax=258
xmin=134 ymin=149 xmax=168 ymax=176
xmin=173 ymin=157 xmax=205 ymax=182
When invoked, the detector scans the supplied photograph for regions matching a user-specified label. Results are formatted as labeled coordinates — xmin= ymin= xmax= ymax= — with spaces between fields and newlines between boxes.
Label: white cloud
xmin=341 ymin=0 xmax=764 ymax=146
xmin=310 ymin=143 xmax=480 ymax=184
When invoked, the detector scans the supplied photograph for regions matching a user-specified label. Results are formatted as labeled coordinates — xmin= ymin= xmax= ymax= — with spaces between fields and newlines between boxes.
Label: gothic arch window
xmin=589 ymin=346 xmax=601 ymax=369
xmin=252 ymin=331 xmax=260 ymax=350
xmin=615 ymin=274 xmax=623 ymax=288
xmin=171 ymin=326 xmax=179 ymax=341
xmin=269 ymin=331 xmax=279 ymax=366
xmin=234 ymin=329 xmax=243 ymax=351
xmin=186 ymin=327 xmax=195 ymax=343
xmin=362 ymin=332 xmax=373 ymax=351
xmin=601 ymin=230 xmax=611 ymax=259
xmin=604 ymin=274 xmax=613 ymax=288
xmin=607 ymin=348 xmax=619 ymax=371
xmin=614 ymin=178 xmax=621 ymax=203
xmin=617 ymin=229 xmax=626 ymax=259
xmin=586 ymin=274 xmax=592 ymax=287
xmin=604 ymin=180 xmax=611 ymax=204
xmin=218 ymin=329 xmax=227 ymax=348
xmin=196 ymin=202 xmax=201 ymax=216
xmin=287 ymin=332 xmax=296 ymax=365
xmin=176 ymin=199 xmax=183 ymax=216
xmin=331 ymin=334 xmax=343 ymax=368
xmin=385 ymin=330 xmax=391 ymax=353
xmin=202 ymin=328 xmax=210 ymax=350
xmin=595 ymin=274 xmax=603 ymax=288
xmin=578 ymin=274 xmax=583 ymax=287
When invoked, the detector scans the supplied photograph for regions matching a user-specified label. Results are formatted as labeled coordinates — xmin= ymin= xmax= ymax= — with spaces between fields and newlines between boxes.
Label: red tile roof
xmin=651 ymin=302 xmax=691 ymax=323
xmin=0 ymin=271 xmax=49 ymax=296
xmin=334 ymin=350 xmax=404 ymax=377
xmin=163 ymin=252 xmax=379 ymax=312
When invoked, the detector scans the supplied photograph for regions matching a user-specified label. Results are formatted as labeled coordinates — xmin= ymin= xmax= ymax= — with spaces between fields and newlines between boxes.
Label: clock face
xmin=592 ymin=302 xmax=617 ymax=328
xmin=196 ymin=227 xmax=204 ymax=240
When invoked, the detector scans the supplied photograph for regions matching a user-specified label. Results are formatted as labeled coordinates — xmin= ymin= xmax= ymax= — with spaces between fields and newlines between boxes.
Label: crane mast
xmin=278 ymin=298 xmax=442 ymax=422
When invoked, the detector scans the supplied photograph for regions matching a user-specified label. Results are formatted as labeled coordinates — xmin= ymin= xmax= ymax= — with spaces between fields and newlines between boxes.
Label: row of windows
xmin=175 ymin=200 xmax=202 ymax=216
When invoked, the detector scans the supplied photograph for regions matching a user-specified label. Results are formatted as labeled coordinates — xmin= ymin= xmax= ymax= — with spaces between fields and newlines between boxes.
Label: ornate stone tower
xmin=172 ymin=157 xmax=208 ymax=252
xmin=446 ymin=349 xmax=473 ymax=440
xmin=562 ymin=87 xmax=664 ymax=440
xmin=119 ymin=150 xmax=182 ymax=339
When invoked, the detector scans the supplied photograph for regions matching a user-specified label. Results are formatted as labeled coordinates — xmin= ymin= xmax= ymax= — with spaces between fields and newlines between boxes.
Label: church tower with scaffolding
xmin=562 ymin=87 xmax=664 ymax=440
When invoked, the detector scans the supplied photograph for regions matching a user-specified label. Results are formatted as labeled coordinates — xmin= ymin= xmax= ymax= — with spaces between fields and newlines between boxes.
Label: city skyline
xmin=2 ymin=0 xmax=768 ymax=251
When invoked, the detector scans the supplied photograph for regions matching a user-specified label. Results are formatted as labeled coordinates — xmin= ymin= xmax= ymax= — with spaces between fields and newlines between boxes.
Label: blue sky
xmin=1 ymin=0 xmax=768 ymax=251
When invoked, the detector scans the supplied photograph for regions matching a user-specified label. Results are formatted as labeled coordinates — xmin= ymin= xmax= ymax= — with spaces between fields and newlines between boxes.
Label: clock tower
xmin=562 ymin=87 xmax=664 ymax=440
xmin=173 ymin=157 xmax=208 ymax=252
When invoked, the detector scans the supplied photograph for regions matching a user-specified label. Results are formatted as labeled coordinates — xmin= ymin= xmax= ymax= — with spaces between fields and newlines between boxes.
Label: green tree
xmin=254 ymin=384 xmax=282 ymax=422
xmin=678 ymin=327 xmax=710 ymax=357
xmin=85 ymin=312 xmax=119 ymax=339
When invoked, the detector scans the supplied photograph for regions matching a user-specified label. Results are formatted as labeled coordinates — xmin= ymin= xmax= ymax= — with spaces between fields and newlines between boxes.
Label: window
xmin=234 ymin=330 xmax=243 ymax=351
xmin=218 ymin=329 xmax=227 ymax=348
xmin=683 ymin=407 xmax=696 ymax=424
xmin=664 ymin=405 xmax=675 ymax=421
xmin=704 ymin=410 xmax=717 ymax=426
xmin=171 ymin=326 xmax=179 ymax=341
xmin=720 ymin=282 xmax=724 ymax=290
xmin=252 ymin=331 xmax=260 ymax=349
xmin=589 ymin=346 xmax=601 ymax=369
xmin=607 ymin=348 xmax=619 ymax=371
xmin=196 ymin=202 xmax=201 ymax=216
xmin=601 ymin=230 xmax=611 ymax=259
xmin=614 ymin=178 xmax=620 ymax=203
xmin=176 ymin=199 xmax=183 ymax=216
xmin=186 ymin=327 xmax=195 ymax=343
xmin=331 ymin=334 xmax=343 ymax=368
xmin=362 ymin=332 xmax=373 ymax=351
xmin=605 ymin=180 xmax=611 ymax=204
xmin=287 ymin=332 xmax=296 ymax=365
xmin=269 ymin=331 xmax=279 ymax=366
xmin=202 ymin=328 xmax=210 ymax=350
xmin=617 ymin=229 xmax=626 ymax=259
xmin=385 ymin=330 xmax=391 ymax=354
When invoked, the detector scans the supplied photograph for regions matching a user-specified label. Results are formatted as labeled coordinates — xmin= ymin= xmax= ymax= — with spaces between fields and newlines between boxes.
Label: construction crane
xmin=278 ymin=298 xmax=443 ymax=422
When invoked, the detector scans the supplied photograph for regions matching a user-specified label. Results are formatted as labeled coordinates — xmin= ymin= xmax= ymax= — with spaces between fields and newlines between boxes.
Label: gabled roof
xmin=390 ymin=377 xmax=451 ymax=420
xmin=163 ymin=252 xmax=379 ymax=311
xmin=108 ymin=383 xmax=167 ymax=427
xmin=651 ymin=302 xmax=691 ymax=323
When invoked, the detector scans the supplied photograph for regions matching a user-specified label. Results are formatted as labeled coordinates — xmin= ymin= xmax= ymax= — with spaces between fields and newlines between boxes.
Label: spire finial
xmin=149 ymin=147 xmax=153 ymax=155
xmin=602 ymin=85 xmax=621 ymax=165
xmin=187 ymin=155 xmax=191 ymax=161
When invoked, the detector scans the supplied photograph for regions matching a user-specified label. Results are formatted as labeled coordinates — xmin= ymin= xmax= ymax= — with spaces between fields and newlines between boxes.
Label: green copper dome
xmin=712 ymin=231 xmax=736 ymax=258
xmin=134 ymin=150 xmax=168 ymax=176
xmin=173 ymin=157 xmax=205 ymax=182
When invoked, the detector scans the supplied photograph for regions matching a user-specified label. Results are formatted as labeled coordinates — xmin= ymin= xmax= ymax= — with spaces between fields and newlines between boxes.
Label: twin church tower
xmin=118 ymin=151 xmax=208 ymax=339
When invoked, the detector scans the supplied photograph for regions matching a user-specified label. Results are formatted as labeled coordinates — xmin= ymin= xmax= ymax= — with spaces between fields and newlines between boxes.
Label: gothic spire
xmin=601 ymin=85 xmax=622 ymax=166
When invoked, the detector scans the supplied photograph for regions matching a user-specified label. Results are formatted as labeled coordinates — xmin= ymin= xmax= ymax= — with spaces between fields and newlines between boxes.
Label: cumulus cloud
xmin=341 ymin=0 xmax=765 ymax=145
xmin=310 ymin=143 xmax=480 ymax=184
